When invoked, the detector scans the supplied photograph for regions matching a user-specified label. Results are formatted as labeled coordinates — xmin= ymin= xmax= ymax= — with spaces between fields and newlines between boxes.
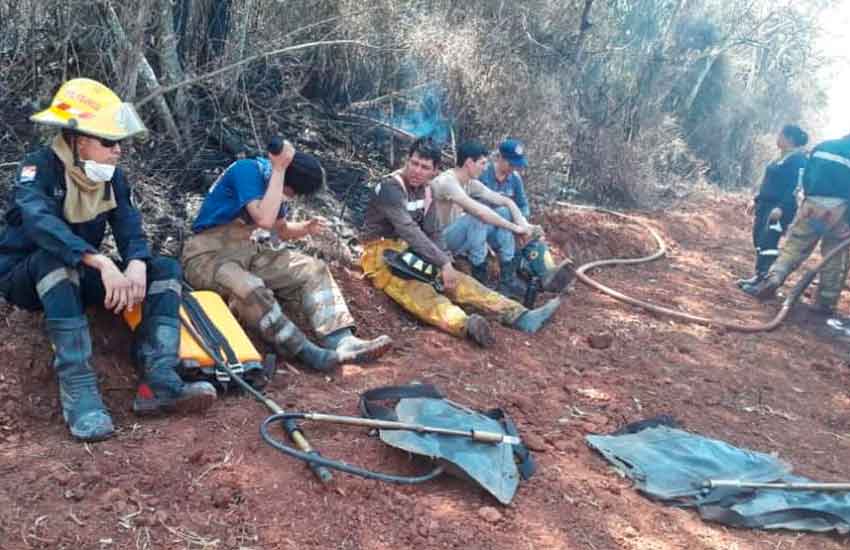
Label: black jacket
xmin=755 ymin=150 xmax=807 ymax=209
xmin=0 ymin=147 xmax=151 ymax=278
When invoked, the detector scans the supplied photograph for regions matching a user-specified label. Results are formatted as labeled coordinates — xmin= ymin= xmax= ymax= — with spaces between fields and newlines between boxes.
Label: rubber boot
xmin=743 ymin=273 xmax=780 ymax=299
xmin=737 ymin=273 xmax=764 ymax=288
xmin=541 ymin=259 xmax=576 ymax=293
xmin=512 ymin=297 xmax=561 ymax=333
xmin=464 ymin=314 xmax=495 ymax=347
xmin=497 ymin=259 xmax=527 ymax=301
xmin=471 ymin=262 xmax=489 ymax=286
xmin=132 ymin=316 xmax=217 ymax=416
xmin=231 ymin=294 xmax=341 ymax=372
xmin=46 ymin=317 xmax=114 ymax=441
xmin=321 ymin=328 xmax=392 ymax=364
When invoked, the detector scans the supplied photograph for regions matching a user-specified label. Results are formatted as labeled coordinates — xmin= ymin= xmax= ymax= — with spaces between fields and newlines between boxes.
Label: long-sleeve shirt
xmin=360 ymin=174 xmax=451 ymax=267
xmin=0 ymin=146 xmax=151 ymax=279
xmin=755 ymin=150 xmax=807 ymax=209
xmin=478 ymin=163 xmax=530 ymax=217
xmin=802 ymin=136 xmax=850 ymax=200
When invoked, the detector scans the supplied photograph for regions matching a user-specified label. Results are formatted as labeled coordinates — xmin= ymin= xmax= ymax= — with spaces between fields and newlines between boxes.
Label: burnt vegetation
xmin=0 ymin=0 xmax=835 ymax=240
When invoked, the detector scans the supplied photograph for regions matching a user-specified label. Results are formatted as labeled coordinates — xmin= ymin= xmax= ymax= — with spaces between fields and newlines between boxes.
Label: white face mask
xmin=82 ymin=160 xmax=116 ymax=183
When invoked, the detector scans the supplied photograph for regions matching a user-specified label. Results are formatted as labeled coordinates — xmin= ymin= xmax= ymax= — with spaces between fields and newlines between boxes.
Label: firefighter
xmin=0 ymin=79 xmax=217 ymax=442
xmin=359 ymin=137 xmax=561 ymax=347
xmin=182 ymin=141 xmax=391 ymax=372
xmin=479 ymin=139 xmax=575 ymax=294
xmin=738 ymin=125 xmax=808 ymax=292
xmin=746 ymin=131 xmax=850 ymax=314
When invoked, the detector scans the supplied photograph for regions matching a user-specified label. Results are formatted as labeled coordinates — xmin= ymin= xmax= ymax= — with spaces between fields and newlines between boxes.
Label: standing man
xmin=360 ymin=138 xmax=561 ymax=347
xmin=0 ymin=79 xmax=217 ymax=442
xmin=479 ymin=139 xmax=574 ymax=293
xmin=737 ymin=124 xmax=808 ymax=292
xmin=426 ymin=141 xmax=533 ymax=298
xmin=747 ymin=132 xmax=850 ymax=314
xmin=182 ymin=141 xmax=391 ymax=372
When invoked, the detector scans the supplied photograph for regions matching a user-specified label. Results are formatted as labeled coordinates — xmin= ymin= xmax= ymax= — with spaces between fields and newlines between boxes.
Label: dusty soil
xmin=2 ymin=192 xmax=850 ymax=550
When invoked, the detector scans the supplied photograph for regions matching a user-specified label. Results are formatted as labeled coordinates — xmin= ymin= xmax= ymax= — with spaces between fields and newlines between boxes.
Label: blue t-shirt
xmin=478 ymin=163 xmax=530 ymax=217
xmin=192 ymin=158 xmax=287 ymax=232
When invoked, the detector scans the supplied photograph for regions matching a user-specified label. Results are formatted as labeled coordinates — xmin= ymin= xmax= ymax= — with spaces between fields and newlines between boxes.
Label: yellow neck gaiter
xmin=50 ymin=135 xmax=117 ymax=224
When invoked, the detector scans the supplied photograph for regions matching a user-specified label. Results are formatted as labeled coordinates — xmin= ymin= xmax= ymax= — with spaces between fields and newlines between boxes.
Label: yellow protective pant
xmin=361 ymin=239 xmax=526 ymax=337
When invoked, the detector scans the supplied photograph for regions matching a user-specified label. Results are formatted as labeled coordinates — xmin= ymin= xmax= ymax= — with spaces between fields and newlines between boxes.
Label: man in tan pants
xmin=183 ymin=141 xmax=391 ymax=371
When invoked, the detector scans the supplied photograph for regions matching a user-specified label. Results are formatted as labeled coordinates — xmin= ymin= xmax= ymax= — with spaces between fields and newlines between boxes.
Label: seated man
xmin=182 ymin=140 xmax=391 ymax=372
xmin=479 ymin=139 xmax=574 ymax=293
xmin=0 ymin=79 xmax=216 ymax=442
xmin=427 ymin=141 xmax=534 ymax=298
xmin=360 ymin=137 xmax=561 ymax=347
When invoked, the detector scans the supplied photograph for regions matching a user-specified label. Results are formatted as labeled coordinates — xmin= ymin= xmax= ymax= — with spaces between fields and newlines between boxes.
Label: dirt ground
xmin=2 ymin=192 xmax=850 ymax=550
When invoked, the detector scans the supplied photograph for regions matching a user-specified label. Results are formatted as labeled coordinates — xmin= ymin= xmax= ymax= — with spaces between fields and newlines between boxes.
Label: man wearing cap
xmin=0 ymin=78 xmax=217 ymax=442
xmin=479 ymin=139 xmax=575 ymax=294
xmin=182 ymin=142 xmax=391 ymax=373
xmin=426 ymin=141 xmax=538 ymax=299
xmin=360 ymin=138 xmax=562 ymax=347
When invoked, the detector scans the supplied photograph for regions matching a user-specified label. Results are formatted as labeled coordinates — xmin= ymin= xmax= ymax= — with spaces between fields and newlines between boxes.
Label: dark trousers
xmin=752 ymin=202 xmax=796 ymax=275
xmin=0 ymin=251 xmax=181 ymax=322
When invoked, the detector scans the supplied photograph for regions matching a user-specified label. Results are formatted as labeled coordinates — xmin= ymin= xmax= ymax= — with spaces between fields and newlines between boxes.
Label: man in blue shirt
xmin=479 ymin=139 xmax=574 ymax=293
xmin=183 ymin=141 xmax=391 ymax=372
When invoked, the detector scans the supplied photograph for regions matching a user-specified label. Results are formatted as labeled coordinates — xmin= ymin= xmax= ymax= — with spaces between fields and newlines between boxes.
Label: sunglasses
xmin=96 ymin=137 xmax=123 ymax=148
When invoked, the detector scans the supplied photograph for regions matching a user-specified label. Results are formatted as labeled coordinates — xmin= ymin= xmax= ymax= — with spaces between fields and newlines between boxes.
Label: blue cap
xmin=498 ymin=139 xmax=528 ymax=168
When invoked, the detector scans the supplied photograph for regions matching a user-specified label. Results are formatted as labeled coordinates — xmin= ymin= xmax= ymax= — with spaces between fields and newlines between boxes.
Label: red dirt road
xmin=2 ymin=193 xmax=850 ymax=550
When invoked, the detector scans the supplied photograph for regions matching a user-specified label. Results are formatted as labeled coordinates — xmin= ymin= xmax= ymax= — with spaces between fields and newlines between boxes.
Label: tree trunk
xmin=101 ymin=1 xmax=185 ymax=148
xmin=157 ymin=0 xmax=189 ymax=123
xmin=682 ymin=53 xmax=720 ymax=114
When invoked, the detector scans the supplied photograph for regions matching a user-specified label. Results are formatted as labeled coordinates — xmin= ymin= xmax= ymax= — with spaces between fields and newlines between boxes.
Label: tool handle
xmin=283 ymin=418 xmax=333 ymax=484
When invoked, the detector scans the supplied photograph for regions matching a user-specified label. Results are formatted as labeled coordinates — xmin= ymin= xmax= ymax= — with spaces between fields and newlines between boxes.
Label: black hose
xmin=260 ymin=413 xmax=445 ymax=484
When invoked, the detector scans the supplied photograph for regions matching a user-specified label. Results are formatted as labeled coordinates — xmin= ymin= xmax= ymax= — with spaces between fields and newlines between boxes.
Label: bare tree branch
xmin=136 ymin=40 xmax=381 ymax=108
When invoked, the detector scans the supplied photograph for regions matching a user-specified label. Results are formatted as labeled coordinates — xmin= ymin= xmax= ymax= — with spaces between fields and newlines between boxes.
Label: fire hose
xmin=556 ymin=202 xmax=850 ymax=332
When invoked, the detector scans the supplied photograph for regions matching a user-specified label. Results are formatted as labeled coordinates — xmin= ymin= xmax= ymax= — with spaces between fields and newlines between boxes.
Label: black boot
xmin=46 ymin=317 xmax=114 ymax=441
xmin=736 ymin=272 xmax=765 ymax=288
xmin=132 ymin=316 xmax=217 ymax=416
xmin=541 ymin=259 xmax=576 ymax=293
xmin=497 ymin=259 xmax=527 ymax=300
xmin=742 ymin=273 xmax=781 ymax=299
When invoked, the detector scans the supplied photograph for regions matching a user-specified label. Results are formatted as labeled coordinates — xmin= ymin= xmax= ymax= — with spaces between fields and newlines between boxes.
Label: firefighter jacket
xmin=0 ymin=146 xmax=151 ymax=279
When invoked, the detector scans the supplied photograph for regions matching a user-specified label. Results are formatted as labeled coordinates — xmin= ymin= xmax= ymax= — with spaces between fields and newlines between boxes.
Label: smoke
xmin=384 ymin=85 xmax=453 ymax=144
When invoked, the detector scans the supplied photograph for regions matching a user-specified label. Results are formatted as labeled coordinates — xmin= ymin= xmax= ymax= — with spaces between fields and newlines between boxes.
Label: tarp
xmin=587 ymin=423 xmax=850 ymax=533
